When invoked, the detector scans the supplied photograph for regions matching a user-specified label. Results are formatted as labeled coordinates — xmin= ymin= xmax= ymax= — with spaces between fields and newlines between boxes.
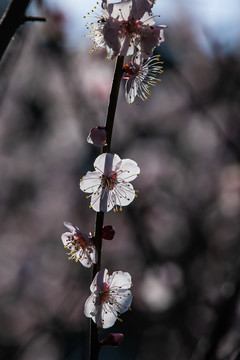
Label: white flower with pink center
xmin=123 ymin=51 xmax=163 ymax=104
xmin=80 ymin=153 xmax=140 ymax=212
xmin=61 ymin=222 xmax=98 ymax=268
xmin=84 ymin=268 xmax=133 ymax=328
xmin=85 ymin=0 xmax=166 ymax=59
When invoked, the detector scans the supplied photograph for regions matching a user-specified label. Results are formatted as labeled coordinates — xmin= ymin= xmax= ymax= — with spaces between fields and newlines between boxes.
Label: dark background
xmin=0 ymin=1 xmax=240 ymax=359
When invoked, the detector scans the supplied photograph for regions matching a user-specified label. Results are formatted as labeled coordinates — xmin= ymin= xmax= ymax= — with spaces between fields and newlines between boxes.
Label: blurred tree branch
xmin=0 ymin=0 xmax=45 ymax=62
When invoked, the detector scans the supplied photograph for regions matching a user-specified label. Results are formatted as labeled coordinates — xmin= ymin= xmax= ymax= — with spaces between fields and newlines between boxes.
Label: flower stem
xmin=103 ymin=55 xmax=124 ymax=154
xmin=89 ymin=55 xmax=124 ymax=360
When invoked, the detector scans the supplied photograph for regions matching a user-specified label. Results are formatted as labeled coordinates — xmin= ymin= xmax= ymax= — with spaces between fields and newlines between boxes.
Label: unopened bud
xmin=102 ymin=225 xmax=115 ymax=240
xmin=101 ymin=333 xmax=124 ymax=347
xmin=87 ymin=126 xmax=107 ymax=147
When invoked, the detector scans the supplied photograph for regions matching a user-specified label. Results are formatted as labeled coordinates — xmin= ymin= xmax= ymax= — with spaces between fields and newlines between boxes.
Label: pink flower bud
xmin=101 ymin=333 xmax=124 ymax=347
xmin=102 ymin=225 xmax=115 ymax=240
xmin=87 ymin=126 xmax=107 ymax=147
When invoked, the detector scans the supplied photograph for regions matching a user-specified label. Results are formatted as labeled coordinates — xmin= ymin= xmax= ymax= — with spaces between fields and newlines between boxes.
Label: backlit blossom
xmin=84 ymin=268 xmax=133 ymax=328
xmin=85 ymin=0 xmax=166 ymax=59
xmin=61 ymin=222 xmax=98 ymax=268
xmin=123 ymin=51 xmax=163 ymax=104
xmin=80 ymin=153 xmax=140 ymax=212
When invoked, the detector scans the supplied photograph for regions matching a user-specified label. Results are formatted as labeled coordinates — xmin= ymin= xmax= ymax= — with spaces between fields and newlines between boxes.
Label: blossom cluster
xmin=61 ymin=222 xmax=133 ymax=329
xmin=61 ymin=149 xmax=139 ymax=329
xmin=60 ymin=0 xmax=166 ymax=343
xmin=85 ymin=0 xmax=166 ymax=104
xmin=61 ymin=152 xmax=139 ymax=330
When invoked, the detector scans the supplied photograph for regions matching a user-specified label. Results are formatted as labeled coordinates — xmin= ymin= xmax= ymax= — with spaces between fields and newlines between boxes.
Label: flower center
xmin=96 ymin=283 xmax=110 ymax=305
xmin=67 ymin=234 xmax=88 ymax=250
xmin=123 ymin=61 xmax=140 ymax=78
xmin=121 ymin=18 xmax=141 ymax=36
xmin=101 ymin=172 xmax=117 ymax=190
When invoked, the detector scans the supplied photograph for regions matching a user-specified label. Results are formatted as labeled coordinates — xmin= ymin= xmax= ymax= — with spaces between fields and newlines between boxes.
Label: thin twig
xmin=24 ymin=16 xmax=46 ymax=22
xmin=89 ymin=55 xmax=124 ymax=360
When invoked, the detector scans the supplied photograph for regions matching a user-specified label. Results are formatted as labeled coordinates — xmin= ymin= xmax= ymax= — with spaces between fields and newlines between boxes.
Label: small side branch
xmin=0 ymin=0 xmax=36 ymax=62
xmin=24 ymin=16 xmax=46 ymax=22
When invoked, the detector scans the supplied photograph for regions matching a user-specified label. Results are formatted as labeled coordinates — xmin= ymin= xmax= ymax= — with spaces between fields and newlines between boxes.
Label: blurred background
xmin=0 ymin=0 xmax=240 ymax=359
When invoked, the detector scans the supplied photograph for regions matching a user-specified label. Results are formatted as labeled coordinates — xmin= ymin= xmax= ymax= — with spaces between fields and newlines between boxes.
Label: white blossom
xmin=84 ymin=0 xmax=166 ymax=59
xmin=84 ymin=268 xmax=133 ymax=328
xmin=80 ymin=153 xmax=140 ymax=212
xmin=123 ymin=51 xmax=163 ymax=104
xmin=61 ymin=222 xmax=98 ymax=268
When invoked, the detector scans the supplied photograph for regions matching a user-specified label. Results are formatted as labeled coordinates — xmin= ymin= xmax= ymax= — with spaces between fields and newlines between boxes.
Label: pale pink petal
xmin=88 ymin=245 xmax=98 ymax=264
xmin=114 ymin=182 xmax=136 ymax=207
xmin=80 ymin=248 xmax=95 ymax=268
xmin=130 ymin=0 xmax=154 ymax=21
xmin=100 ymin=304 xmax=118 ymax=328
xmin=137 ymin=9 xmax=155 ymax=26
xmin=109 ymin=270 xmax=132 ymax=289
xmin=80 ymin=171 xmax=101 ymax=193
xmin=132 ymin=51 xmax=143 ymax=67
xmin=125 ymin=75 xmax=138 ymax=104
xmin=90 ymin=189 xmax=114 ymax=212
xmin=61 ymin=232 xmax=73 ymax=246
xmin=119 ymin=34 xmax=133 ymax=56
xmin=103 ymin=18 xmax=121 ymax=57
xmin=94 ymin=153 xmax=121 ymax=174
xmin=112 ymin=290 xmax=133 ymax=314
xmin=84 ymin=294 xmax=96 ymax=317
xmin=140 ymin=26 xmax=166 ymax=58
xmin=90 ymin=268 xmax=109 ymax=294
xmin=63 ymin=221 xmax=78 ymax=233
xmin=117 ymin=159 xmax=140 ymax=181
xmin=111 ymin=0 xmax=132 ymax=20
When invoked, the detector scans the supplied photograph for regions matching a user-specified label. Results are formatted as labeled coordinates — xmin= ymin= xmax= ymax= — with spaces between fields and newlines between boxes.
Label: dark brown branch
xmin=0 ymin=0 xmax=32 ymax=62
xmin=89 ymin=55 xmax=124 ymax=360
xmin=103 ymin=56 xmax=124 ymax=154
xmin=24 ymin=16 xmax=46 ymax=22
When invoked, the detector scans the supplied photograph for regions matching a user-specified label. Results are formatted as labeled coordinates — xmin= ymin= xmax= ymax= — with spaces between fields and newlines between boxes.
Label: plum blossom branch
xmin=77 ymin=2 xmax=165 ymax=359
xmin=89 ymin=55 xmax=124 ymax=360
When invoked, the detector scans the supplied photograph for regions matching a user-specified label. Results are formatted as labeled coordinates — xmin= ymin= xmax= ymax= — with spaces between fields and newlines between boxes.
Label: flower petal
xmin=80 ymin=171 xmax=101 ymax=193
xmin=79 ymin=246 xmax=97 ymax=268
xmin=114 ymin=183 xmax=136 ymax=207
xmin=113 ymin=290 xmax=133 ymax=314
xmin=111 ymin=0 xmax=132 ymax=20
xmin=90 ymin=188 xmax=114 ymax=212
xmin=109 ymin=270 xmax=132 ymax=289
xmin=63 ymin=221 xmax=78 ymax=233
xmin=90 ymin=268 xmax=109 ymax=294
xmin=100 ymin=303 xmax=118 ymax=328
xmin=88 ymin=244 xmax=98 ymax=264
xmin=94 ymin=153 xmax=121 ymax=174
xmin=117 ymin=159 xmax=140 ymax=181
xmin=139 ymin=26 xmax=166 ymax=58
xmin=61 ymin=232 xmax=73 ymax=247
xmin=84 ymin=293 xmax=96 ymax=317
xmin=125 ymin=75 xmax=138 ymax=104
